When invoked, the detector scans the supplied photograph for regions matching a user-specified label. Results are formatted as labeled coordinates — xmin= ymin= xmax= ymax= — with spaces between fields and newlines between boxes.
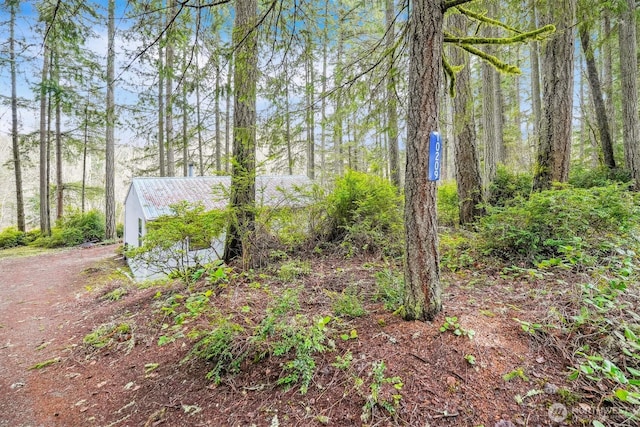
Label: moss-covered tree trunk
xmin=618 ymin=0 xmax=640 ymax=190
xmin=223 ymin=0 xmax=258 ymax=267
xmin=579 ymin=21 xmax=615 ymax=170
xmin=532 ymin=0 xmax=576 ymax=191
xmin=386 ymin=0 xmax=400 ymax=189
xmin=448 ymin=12 xmax=484 ymax=225
xmin=403 ymin=0 xmax=443 ymax=321
xmin=105 ymin=0 xmax=116 ymax=240
xmin=9 ymin=0 xmax=25 ymax=232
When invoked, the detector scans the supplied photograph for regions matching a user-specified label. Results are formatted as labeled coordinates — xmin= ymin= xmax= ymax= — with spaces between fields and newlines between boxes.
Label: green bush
xmin=32 ymin=210 xmax=106 ymax=248
xmin=437 ymin=181 xmax=459 ymax=227
xmin=326 ymin=171 xmax=403 ymax=257
xmin=373 ymin=269 xmax=404 ymax=312
xmin=0 ymin=227 xmax=24 ymax=248
xmin=569 ymin=165 xmax=631 ymax=189
xmin=62 ymin=210 xmax=105 ymax=242
xmin=0 ymin=227 xmax=26 ymax=249
xmin=486 ymin=165 xmax=532 ymax=207
xmin=478 ymin=184 xmax=640 ymax=262
xmin=127 ymin=202 xmax=227 ymax=283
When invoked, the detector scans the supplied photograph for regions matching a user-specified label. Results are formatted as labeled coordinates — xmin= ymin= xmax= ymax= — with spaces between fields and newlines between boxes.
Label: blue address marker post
xmin=428 ymin=131 xmax=442 ymax=181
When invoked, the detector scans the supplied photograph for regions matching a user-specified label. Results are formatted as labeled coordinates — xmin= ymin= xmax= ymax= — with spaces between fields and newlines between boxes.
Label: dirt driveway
xmin=0 ymin=244 xmax=119 ymax=427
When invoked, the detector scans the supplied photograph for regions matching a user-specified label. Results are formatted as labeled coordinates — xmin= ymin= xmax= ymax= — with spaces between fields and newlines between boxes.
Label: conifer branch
xmin=458 ymin=44 xmax=521 ymax=74
xmin=444 ymin=0 xmax=475 ymax=11
xmin=456 ymin=6 xmax=521 ymax=34
xmin=442 ymin=56 xmax=463 ymax=97
xmin=444 ymin=25 xmax=555 ymax=45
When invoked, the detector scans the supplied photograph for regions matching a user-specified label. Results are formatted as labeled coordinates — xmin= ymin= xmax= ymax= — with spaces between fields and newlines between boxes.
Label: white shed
xmin=123 ymin=175 xmax=312 ymax=280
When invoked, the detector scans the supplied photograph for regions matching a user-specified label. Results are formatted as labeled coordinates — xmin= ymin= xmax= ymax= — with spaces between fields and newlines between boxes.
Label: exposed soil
xmin=0 ymin=245 xmax=583 ymax=427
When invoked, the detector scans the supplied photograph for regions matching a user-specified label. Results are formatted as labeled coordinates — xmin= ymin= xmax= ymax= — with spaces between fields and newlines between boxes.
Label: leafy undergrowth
xmin=30 ymin=244 xmax=637 ymax=427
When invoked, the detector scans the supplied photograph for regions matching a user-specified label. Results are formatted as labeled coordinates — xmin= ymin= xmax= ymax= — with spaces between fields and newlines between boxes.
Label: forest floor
xmin=0 ymin=243 xmax=614 ymax=427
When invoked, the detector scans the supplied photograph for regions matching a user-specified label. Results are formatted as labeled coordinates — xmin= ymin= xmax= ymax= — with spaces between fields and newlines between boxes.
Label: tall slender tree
xmin=105 ymin=0 xmax=116 ymax=240
xmin=448 ymin=11 xmax=484 ymax=225
xmin=618 ymin=0 xmax=640 ymax=189
xmin=165 ymin=0 xmax=176 ymax=176
xmin=386 ymin=0 xmax=400 ymax=189
xmin=8 ymin=0 xmax=25 ymax=232
xmin=533 ymin=0 xmax=576 ymax=191
xmin=578 ymin=10 xmax=614 ymax=170
xmin=223 ymin=0 xmax=258 ymax=265
xmin=38 ymin=35 xmax=51 ymax=235
xmin=403 ymin=0 xmax=444 ymax=321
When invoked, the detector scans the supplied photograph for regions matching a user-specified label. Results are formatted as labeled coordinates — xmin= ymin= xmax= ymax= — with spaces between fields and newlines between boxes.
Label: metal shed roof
xmin=127 ymin=175 xmax=313 ymax=221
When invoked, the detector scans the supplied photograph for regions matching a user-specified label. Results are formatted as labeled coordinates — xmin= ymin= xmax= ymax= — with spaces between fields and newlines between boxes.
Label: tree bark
xmin=529 ymin=0 xmax=542 ymax=142
xmin=603 ymin=11 xmax=615 ymax=144
xmin=182 ymin=50 xmax=189 ymax=177
xmin=305 ymin=29 xmax=315 ymax=180
xmin=386 ymin=0 xmax=400 ymax=189
xmin=54 ymin=52 xmax=63 ymax=220
xmin=618 ymin=0 xmax=640 ymax=189
xmin=166 ymin=0 xmax=175 ymax=177
xmin=481 ymin=1 xmax=498 ymax=188
xmin=532 ymin=0 xmax=576 ymax=191
xmin=333 ymin=7 xmax=344 ymax=177
xmin=215 ymin=56 xmax=222 ymax=173
xmin=579 ymin=23 xmax=615 ymax=169
xmin=105 ymin=0 xmax=116 ymax=240
xmin=223 ymin=0 xmax=258 ymax=266
xmin=158 ymin=21 xmax=165 ymax=176
xmin=9 ymin=0 xmax=25 ymax=232
xmin=225 ymin=57 xmax=232 ymax=173
xmin=320 ymin=1 xmax=329 ymax=183
xmin=403 ymin=0 xmax=442 ymax=322
xmin=39 ymin=42 xmax=51 ymax=236
xmin=448 ymin=12 xmax=484 ymax=225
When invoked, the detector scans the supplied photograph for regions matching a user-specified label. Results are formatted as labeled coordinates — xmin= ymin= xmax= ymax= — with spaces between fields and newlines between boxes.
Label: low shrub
xmin=32 ymin=210 xmax=106 ymax=248
xmin=325 ymin=171 xmax=403 ymax=257
xmin=437 ymin=180 xmax=459 ymax=227
xmin=569 ymin=165 xmax=631 ymax=189
xmin=478 ymin=184 xmax=640 ymax=262
xmin=0 ymin=227 xmax=25 ymax=249
xmin=486 ymin=165 xmax=532 ymax=207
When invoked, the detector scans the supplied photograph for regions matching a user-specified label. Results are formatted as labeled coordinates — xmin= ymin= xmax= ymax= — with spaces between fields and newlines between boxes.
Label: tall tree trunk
xmin=448 ymin=12 xmax=484 ymax=225
xmin=334 ymin=10 xmax=344 ymax=176
xmin=158 ymin=23 xmax=165 ymax=176
xmin=105 ymin=0 xmax=116 ymax=240
xmin=196 ymin=48 xmax=204 ymax=174
xmin=54 ymin=52 xmax=63 ymax=220
xmin=215 ymin=57 xmax=222 ymax=172
xmin=529 ymin=0 xmax=542 ymax=141
xmin=223 ymin=0 xmax=258 ymax=266
xmin=305 ymin=29 xmax=315 ymax=180
xmin=195 ymin=2 xmax=204 ymax=175
xmin=532 ymin=0 xmax=576 ymax=191
xmin=10 ymin=0 xmax=25 ymax=232
xmin=579 ymin=22 xmax=615 ymax=169
xmin=603 ymin=11 xmax=615 ymax=144
xmin=39 ymin=43 xmax=51 ymax=236
xmin=285 ymin=78 xmax=293 ymax=174
xmin=512 ymin=47 xmax=524 ymax=168
xmin=320 ymin=2 xmax=328 ymax=183
xmin=619 ymin=0 xmax=640 ymax=189
xmin=403 ymin=0 xmax=442 ymax=322
xmin=82 ymin=105 xmax=88 ymax=213
xmin=165 ymin=0 xmax=175 ymax=177
xmin=225 ymin=57 xmax=232 ymax=173
xmin=182 ymin=55 xmax=188 ymax=177
xmin=386 ymin=0 xmax=400 ymax=189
